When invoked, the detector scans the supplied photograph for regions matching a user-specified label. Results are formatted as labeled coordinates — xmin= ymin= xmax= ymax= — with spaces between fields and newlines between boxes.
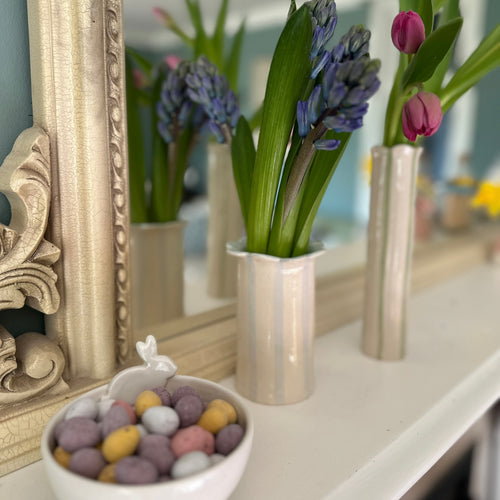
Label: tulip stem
xmin=383 ymin=53 xmax=408 ymax=147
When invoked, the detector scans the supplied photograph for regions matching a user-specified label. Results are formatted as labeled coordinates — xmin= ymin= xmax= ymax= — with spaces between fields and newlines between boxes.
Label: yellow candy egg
xmin=102 ymin=425 xmax=140 ymax=463
xmin=207 ymin=399 xmax=237 ymax=424
xmin=135 ymin=390 xmax=162 ymax=418
xmin=197 ymin=407 xmax=228 ymax=434
xmin=53 ymin=446 xmax=71 ymax=468
xmin=98 ymin=463 xmax=117 ymax=483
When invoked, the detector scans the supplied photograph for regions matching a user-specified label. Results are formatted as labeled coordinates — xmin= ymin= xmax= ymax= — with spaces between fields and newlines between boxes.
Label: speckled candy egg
xmin=207 ymin=399 xmax=238 ymax=424
xmin=175 ymin=395 xmax=204 ymax=428
xmin=68 ymin=448 xmax=106 ymax=479
xmin=170 ymin=451 xmax=211 ymax=479
xmin=102 ymin=425 xmax=141 ymax=463
xmin=151 ymin=386 xmax=172 ymax=407
xmin=137 ymin=434 xmax=175 ymax=475
xmin=197 ymin=407 xmax=228 ymax=434
xmin=171 ymin=386 xmax=202 ymax=407
xmin=215 ymin=424 xmax=244 ymax=455
xmin=100 ymin=405 xmax=132 ymax=438
xmin=115 ymin=456 xmax=159 ymax=485
xmin=58 ymin=417 xmax=101 ymax=453
xmin=134 ymin=390 xmax=162 ymax=418
xmin=141 ymin=406 xmax=179 ymax=436
xmin=170 ymin=425 xmax=215 ymax=457
xmin=112 ymin=400 xmax=137 ymax=424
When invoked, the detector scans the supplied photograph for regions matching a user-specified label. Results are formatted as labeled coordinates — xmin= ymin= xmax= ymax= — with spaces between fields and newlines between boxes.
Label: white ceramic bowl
xmin=41 ymin=337 xmax=253 ymax=500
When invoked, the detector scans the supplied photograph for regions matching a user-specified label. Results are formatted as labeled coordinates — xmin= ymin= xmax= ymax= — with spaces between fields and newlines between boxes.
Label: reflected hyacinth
xmin=185 ymin=56 xmax=240 ymax=144
xmin=297 ymin=49 xmax=381 ymax=150
xmin=156 ymin=61 xmax=199 ymax=143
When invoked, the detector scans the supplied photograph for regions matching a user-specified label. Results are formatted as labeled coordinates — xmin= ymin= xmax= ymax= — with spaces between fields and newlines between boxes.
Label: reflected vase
xmin=228 ymin=240 xmax=324 ymax=405
xmin=130 ymin=221 xmax=185 ymax=335
xmin=206 ymin=143 xmax=244 ymax=298
xmin=362 ymin=145 xmax=422 ymax=361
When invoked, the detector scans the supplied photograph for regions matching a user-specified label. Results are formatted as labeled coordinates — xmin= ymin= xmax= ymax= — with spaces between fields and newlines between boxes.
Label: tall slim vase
xmin=130 ymin=222 xmax=185 ymax=336
xmin=206 ymin=143 xmax=244 ymax=298
xmin=362 ymin=145 xmax=422 ymax=361
xmin=228 ymin=241 xmax=324 ymax=404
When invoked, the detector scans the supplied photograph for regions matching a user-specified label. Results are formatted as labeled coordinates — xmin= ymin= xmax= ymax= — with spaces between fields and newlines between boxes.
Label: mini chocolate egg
xmin=58 ymin=417 xmax=101 ymax=453
xmin=134 ymin=390 xmax=162 ymax=418
xmin=115 ymin=456 xmax=159 ymax=485
xmin=102 ymin=425 xmax=141 ymax=463
xmin=141 ymin=406 xmax=179 ymax=436
xmin=197 ymin=407 xmax=228 ymax=434
xmin=68 ymin=447 xmax=106 ymax=479
xmin=207 ymin=399 xmax=238 ymax=424
xmin=170 ymin=451 xmax=211 ymax=479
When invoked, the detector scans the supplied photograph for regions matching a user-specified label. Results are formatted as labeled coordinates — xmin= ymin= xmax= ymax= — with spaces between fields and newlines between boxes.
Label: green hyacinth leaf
xmin=402 ymin=17 xmax=463 ymax=89
xmin=231 ymin=116 xmax=255 ymax=229
xmin=224 ymin=21 xmax=246 ymax=91
xmin=212 ymin=0 xmax=229 ymax=67
xmin=292 ymin=131 xmax=351 ymax=257
xmin=246 ymin=5 xmax=312 ymax=253
xmin=440 ymin=23 xmax=500 ymax=113
xmin=125 ymin=52 xmax=148 ymax=223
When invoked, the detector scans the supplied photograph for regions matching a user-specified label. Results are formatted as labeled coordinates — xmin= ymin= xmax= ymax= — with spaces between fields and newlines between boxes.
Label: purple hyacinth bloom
xmin=185 ymin=56 xmax=240 ymax=143
xmin=307 ymin=0 xmax=337 ymax=58
xmin=332 ymin=25 xmax=371 ymax=63
xmin=156 ymin=60 xmax=195 ymax=143
xmin=314 ymin=138 xmax=340 ymax=151
xmin=297 ymin=40 xmax=380 ymax=138
xmin=297 ymin=101 xmax=310 ymax=138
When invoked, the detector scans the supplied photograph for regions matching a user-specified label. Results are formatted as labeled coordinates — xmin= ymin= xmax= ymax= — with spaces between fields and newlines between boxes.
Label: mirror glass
xmin=122 ymin=0 xmax=499 ymax=322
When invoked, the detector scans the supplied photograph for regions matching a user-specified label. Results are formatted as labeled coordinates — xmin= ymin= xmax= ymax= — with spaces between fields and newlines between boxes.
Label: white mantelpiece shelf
xmin=2 ymin=264 xmax=500 ymax=499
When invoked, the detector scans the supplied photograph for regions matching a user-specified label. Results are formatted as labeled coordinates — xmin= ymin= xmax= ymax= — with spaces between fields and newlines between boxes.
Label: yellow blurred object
xmin=448 ymin=176 xmax=476 ymax=188
xmin=471 ymin=182 xmax=500 ymax=218
xmin=361 ymin=154 xmax=372 ymax=184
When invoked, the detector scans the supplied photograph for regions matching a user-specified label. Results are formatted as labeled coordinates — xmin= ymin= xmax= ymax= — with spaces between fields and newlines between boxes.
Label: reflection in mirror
xmin=123 ymin=0 xmax=500 ymax=325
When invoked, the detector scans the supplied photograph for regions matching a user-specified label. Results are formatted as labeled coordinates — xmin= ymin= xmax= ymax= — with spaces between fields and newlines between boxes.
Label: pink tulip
xmin=391 ymin=11 xmax=426 ymax=54
xmin=165 ymin=55 xmax=181 ymax=70
xmin=402 ymin=92 xmax=443 ymax=142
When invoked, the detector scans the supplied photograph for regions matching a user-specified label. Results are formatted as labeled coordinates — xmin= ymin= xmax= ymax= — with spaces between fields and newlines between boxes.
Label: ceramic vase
xmin=362 ymin=145 xmax=421 ymax=361
xmin=130 ymin=221 xmax=185 ymax=334
xmin=227 ymin=240 xmax=324 ymax=404
xmin=206 ymin=143 xmax=244 ymax=298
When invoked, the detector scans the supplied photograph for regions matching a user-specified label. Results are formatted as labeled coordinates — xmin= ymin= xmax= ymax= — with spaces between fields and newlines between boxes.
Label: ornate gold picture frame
xmin=0 ymin=0 xmax=131 ymax=475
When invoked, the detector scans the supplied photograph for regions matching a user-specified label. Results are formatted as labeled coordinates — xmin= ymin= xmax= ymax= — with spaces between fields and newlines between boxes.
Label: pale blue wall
xmin=0 ymin=1 xmax=33 ymax=224
xmin=0 ymin=2 xmax=44 ymax=335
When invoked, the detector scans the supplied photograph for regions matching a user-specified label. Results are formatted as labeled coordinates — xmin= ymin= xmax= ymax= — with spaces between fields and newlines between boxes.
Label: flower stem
xmin=383 ymin=53 xmax=407 ymax=147
xmin=282 ymin=123 xmax=327 ymax=224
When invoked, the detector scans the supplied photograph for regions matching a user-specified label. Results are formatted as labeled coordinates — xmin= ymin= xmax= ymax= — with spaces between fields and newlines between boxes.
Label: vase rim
xmin=227 ymin=239 xmax=325 ymax=262
xmin=130 ymin=220 xmax=187 ymax=230
xmin=371 ymin=144 xmax=423 ymax=154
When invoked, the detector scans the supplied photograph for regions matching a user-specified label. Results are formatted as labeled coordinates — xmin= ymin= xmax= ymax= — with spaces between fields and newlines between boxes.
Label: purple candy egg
xmin=170 ymin=386 xmax=202 ymax=407
xmin=151 ymin=386 xmax=172 ymax=407
xmin=100 ymin=405 xmax=131 ymax=438
xmin=58 ymin=417 xmax=101 ymax=453
xmin=215 ymin=424 xmax=244 ymax=455
xmin=175 ymin=395 xmax=204 ymax=428
xmin=137 ymin=434 xmax=175 ymax=475
xmin=68 ymin=447 xmax=106 ymax=479
xmin=115 ymin=456 xmax=159 ymax=484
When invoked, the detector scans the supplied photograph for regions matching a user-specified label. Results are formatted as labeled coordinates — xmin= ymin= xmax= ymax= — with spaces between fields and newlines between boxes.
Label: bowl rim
xmin=41 ymin=374 xmax=254 ymax=490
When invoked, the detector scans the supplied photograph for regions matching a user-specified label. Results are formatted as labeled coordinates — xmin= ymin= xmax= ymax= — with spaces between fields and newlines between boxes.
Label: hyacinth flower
xmin=302 ymin=0 xmax=338 ymax=79
xmin=281 ymin=53 xmax=381 ymax=230
xmin=230 ymin=5 xmax=381 ymax=258
xmin=184 ymin=56 xmax=240 ymax=145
